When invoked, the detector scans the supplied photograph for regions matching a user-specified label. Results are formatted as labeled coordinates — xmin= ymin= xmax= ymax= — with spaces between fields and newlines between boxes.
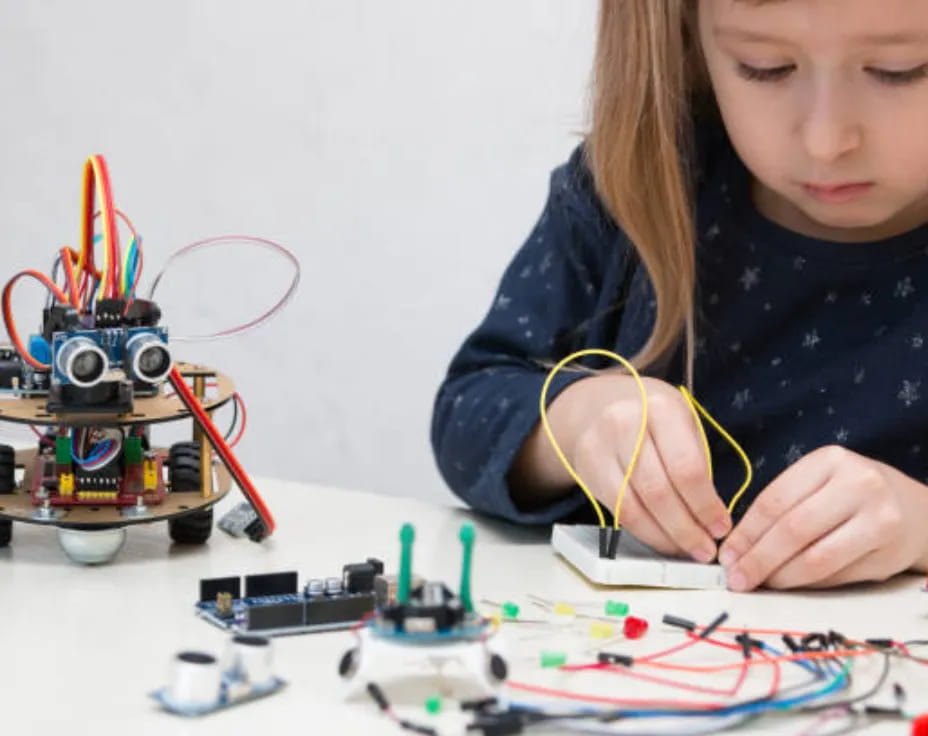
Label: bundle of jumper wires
xmin=1 ymin=154 xmax=298 ymax=519
xmin=367 ymin=608 xmax=928 ymax=735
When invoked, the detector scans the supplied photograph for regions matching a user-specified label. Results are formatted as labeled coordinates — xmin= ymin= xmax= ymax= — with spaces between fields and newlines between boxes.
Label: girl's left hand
xmin=717 ymin=445 xmax=928 ymax=591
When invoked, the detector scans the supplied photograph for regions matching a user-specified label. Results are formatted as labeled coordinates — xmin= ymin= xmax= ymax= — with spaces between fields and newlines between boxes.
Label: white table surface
xmin=1 ymin=477 xmax=926 ymax=735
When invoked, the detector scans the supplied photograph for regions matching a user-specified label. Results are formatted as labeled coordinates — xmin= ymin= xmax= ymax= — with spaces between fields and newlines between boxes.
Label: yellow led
xmin=59 ymin=473 xmax=74 ymax=496
xmin=143 ymin=459 xmax=159 ymax=491
xmin=590 ymin=622 xmax=615 ymax=639
xmin=553 ymin=602 xmax=576 ymax=617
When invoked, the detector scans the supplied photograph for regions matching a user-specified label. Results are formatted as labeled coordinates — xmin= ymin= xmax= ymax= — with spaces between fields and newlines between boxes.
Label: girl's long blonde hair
xmin=588 ymin=1 xmax=709 ymax=384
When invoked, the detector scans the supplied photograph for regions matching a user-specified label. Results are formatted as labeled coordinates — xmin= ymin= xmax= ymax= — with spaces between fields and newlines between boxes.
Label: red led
xmin=623 ymin=615 xmax=648 ymax=639
xmin=912 ymin=713 xmax=928 ymax=736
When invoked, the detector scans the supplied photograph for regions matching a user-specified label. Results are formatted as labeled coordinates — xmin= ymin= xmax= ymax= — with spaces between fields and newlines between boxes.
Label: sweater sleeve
xmin=430 ymin=146 xmax=632 ymax=524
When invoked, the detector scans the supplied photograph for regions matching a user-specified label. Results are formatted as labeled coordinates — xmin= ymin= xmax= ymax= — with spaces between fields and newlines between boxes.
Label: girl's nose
xmin=798 ymin=79 xmax=862 ymax=163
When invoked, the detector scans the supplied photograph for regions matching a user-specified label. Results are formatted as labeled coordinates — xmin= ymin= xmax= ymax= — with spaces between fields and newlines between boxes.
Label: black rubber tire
xmin=168 ymin=507 xmax=213 ymax=544
xmin=169 ymin=441 xmax=201 ymax=493
xmin=0 ymin=443 xmax=14 ymax=546
xmin=0 ymin=444 xmax=15 ymax=494
xmin=167 ymin=441 xmax=212 ymax=544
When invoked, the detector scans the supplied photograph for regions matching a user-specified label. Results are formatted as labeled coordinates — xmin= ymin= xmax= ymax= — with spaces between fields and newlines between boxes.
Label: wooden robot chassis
xmin=0 ymin=361 xmax=233 ymax=532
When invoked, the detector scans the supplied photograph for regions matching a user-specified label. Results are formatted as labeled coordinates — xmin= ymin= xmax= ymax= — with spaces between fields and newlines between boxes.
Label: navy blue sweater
xmin=431 ymin=126 xmax=928 ymax=525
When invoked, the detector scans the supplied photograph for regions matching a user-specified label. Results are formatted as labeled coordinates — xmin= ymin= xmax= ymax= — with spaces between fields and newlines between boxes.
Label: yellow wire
xmin=680 ymin=386 xmax=713 ymax=477
xmin=539 ymin=350 xmax=752 ymax=530
xmin=89 ymin=156 xmax=112 ymax=301
xmin=539 ymin=349 xmax=649 ymax=530
xmin=678 ymin=387 xmax=753 ymax=514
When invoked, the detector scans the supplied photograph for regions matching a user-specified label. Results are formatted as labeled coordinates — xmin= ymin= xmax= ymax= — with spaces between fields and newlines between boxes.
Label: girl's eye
xmin=736 ymin=62 xmax=795 ymax=83
xmin=865 ymin=64 xmax=928 ymax=85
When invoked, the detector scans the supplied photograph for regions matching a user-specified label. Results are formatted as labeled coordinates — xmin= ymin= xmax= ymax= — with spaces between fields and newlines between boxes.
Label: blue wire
xmin=506 ymin=664 xmax=849 ymax=721
xmin=71 ymin=435 xmax=112 ymax=466
xmin=127 ymin=239 xmax=140 ymax=295
xmin=757 ymin=642 xmax=823 ymax=678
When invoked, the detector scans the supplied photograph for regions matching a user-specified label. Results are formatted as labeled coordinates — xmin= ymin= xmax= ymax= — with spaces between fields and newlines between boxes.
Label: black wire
xmin=798 ymin=652 xmax=890 ymax=714
xmin=223 ymin=393 xmax=239 ymax=441
xmin=47 ymin=256 xmax=62 ymax=309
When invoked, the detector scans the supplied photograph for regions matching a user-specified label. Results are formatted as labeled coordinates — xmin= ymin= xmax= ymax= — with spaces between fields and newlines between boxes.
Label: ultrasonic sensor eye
xmin=126 ymin=332 xmax=172 ymax=384
xmin=56 ymin=336 xmax=108 ymax=387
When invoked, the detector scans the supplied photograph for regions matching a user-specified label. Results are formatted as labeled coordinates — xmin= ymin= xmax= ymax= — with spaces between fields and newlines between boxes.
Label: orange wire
xmin=635 ymin=647 xmax=873 ymax=674
xmin=59 ymin=247 xmax=80 ymax=308
xmin=2 ymin=270 xmax=70 ymax=370
xmin=506 ymin=681 xmax=727 ymax=709
xmin=78 ymin=156 xmax=120 ymax=300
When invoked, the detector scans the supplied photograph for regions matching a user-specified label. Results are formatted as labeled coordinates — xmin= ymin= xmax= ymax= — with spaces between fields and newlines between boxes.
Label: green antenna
xmin=397 ymin=523 xmax=415 ymax=604
xmin=458 ymin=523 xmax=475 ymax=612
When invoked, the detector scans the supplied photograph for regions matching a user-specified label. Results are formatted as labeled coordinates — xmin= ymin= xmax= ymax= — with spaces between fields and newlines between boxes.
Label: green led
xmin=501 ymin=601 xmax=520 ymax=619
xmin=55 ymin=436 xmax=71 ymax=465
xmin=540 ymin=651 xmax=567 ymax=668
xmin=425 ymin=695 xmax=443 ymax=715
xmin=605 ymin=600 xmax=629 ymax=617
xmin=124 ymin=436 xmax=143 ymax=464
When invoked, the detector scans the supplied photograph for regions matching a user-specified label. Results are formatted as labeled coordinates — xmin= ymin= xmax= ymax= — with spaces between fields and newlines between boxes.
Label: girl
xmin=431 ymin=0 xmax=928 ymax=591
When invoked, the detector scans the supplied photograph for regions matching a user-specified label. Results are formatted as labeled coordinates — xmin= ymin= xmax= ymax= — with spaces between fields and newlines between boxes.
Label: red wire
xmin=80 ymin=158 xmax=121 ymax=301
xmin=560 ymin=660 xmax=752 ymax=697
xmin=29 ymin=425 xmax=55 ymax=446
xmin=505 ymin=680 xmax=728 ymax=709
xmin=229 ymin=392 xmax=247 ymax=447
xmin=636 ymin=636 xmax=703 ymax=663
xmin=168 ymin=366 xmax=275 ymax=535
xmin=2 ymin=270 xmax=70 ymax=370
xmin=60 ymin=247 xmax=80 ymax=308
xmin=632 ymin=646 xmax=872 ymax=674
xmin=94 ymin=157 xmax=120 ymax=298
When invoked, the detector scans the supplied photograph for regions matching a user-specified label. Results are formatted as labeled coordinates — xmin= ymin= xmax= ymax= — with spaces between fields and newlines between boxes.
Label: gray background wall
xmin=0 ymin=0 xmax=597 ymax=504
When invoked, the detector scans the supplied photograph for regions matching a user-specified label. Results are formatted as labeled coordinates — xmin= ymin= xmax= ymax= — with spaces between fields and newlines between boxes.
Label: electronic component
xmin=55 ymin=334 xmax=108 ymax=387
xmin=339 ymin=524 xmax=508 ymax=697
xmin=0 ymin=153 xmax=289 ymax=563
xmin=125 ymin=331 xmax=171 ymax=383
xmin=196 ymin=558 xmax=384 ymax=636
xmin=217 ymin=501 xmax=261 ymax=538
xmin=551 ymin=523 xmax=727 ymax=590
xmin=623 ymin=615 xmax=649 ymax=639
xmin=150 ymin=635 xmax=284 ymax=717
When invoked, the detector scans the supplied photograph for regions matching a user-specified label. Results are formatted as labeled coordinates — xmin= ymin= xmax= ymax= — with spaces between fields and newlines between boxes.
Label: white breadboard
xmin=551 ymin=524 xmax=727 ymax=590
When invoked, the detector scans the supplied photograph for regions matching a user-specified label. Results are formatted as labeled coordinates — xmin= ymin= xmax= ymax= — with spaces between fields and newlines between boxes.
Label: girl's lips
xmin=801 ymin=181 xmax=874 ymax=203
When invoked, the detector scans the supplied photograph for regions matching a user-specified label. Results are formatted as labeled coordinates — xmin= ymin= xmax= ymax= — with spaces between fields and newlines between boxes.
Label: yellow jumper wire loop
xmin=540 ymin=350 xmax=752 ymax=555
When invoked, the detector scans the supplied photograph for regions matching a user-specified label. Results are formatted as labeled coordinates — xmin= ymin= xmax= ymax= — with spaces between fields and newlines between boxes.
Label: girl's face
xmin=699 ymin=0 xmax=928 ymax=242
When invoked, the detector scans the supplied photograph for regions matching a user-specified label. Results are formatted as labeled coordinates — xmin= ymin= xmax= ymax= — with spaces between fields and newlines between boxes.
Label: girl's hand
xmin=561 ymin=374 xmax=732 ymax=561
xmin=718 ymin=445 xmax=928 ymax=591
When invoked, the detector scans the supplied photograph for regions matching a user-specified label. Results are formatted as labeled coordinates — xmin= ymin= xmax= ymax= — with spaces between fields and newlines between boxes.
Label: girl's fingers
xmin=576 ymin=430 xmax=685 ymax=557
xmin=724 ymin=477 xmax=857 ymax=591
xmin=617 ymin=484 xmax=689 ymax=557
xmin=720 ymin=447 xmax=837 ymax=567
xmin=764 ymin=515 xmax=877 ymax=589
xmin=649 ymin=393 xmax=731 ymax=539
xmin=621 ymin=431 xmax=717 ymax=563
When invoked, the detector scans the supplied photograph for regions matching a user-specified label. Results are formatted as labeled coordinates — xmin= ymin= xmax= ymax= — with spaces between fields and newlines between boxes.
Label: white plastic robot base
xmin=552 ymin=524 xmax=727 ymax=590
xmin=340 ymin=627 xmax=507 ymax=699
xmin=57 ymin=527 xmax=127 ymax=565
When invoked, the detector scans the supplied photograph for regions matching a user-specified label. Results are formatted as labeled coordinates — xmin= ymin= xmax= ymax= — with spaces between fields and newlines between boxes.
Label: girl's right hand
xmin=558 ymin=373 xmax=731 ymax=562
